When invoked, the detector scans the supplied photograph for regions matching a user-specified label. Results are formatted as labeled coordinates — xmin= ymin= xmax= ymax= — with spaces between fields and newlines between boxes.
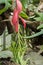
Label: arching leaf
xmin=0 ymin=0 xmax=11 ymax=14
xmin=37 ymin=24 xmax=43 ymax=30
xmin=24 ymin=30 xmax=43 ymax=38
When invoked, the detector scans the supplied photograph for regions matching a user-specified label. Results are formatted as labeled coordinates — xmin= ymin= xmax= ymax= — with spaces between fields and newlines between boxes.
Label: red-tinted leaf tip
xmin=19 ymin=16 xmax=26 ymax=29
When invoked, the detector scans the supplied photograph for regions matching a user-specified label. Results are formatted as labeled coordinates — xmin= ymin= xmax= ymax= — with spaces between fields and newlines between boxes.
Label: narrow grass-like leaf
xmin=20 ymin=11 xmax=29 ymax=19
xmin=24 ymin=30 xmax=43 ymax=38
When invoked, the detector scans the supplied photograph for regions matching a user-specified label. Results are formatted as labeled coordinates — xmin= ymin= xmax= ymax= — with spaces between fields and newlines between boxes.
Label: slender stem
xmin=18 ymin=24 xmax=20 ymax=43
xmin=12 ymin=0 xmax=15 ymax=9
xmin=24 ymin=29 xmax=26 ymax=44
xmin=3 ymin=30 xmax=6 ymax=50
xmin=18 ymin=24 xmax=20 ymax=44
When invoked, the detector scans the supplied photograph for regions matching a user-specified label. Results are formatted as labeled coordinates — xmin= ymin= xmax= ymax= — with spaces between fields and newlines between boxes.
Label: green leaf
xmin=0 ymin=0 xmax=11 ymax=3
xmin=34 ymin=13 xmax=43 ymax=21
xmin=37 ymin=24 xmax=43 ymax=30
xmin=24 ymin=30 xmax=43 ymax=38
xmin=0 ymin=0 xmax=11 ymax=14
xmin=21 ymin=0 xmax=28 ymax=8
xmin=20 ymin=11 xmax=29 ymax=19
xmin=18 ymin=52 xmax=29 ymax=65
xmin=33 ymin=0 xmax=40 ymax=4
xmin=0 ymin=50 xmax=13 ymax=58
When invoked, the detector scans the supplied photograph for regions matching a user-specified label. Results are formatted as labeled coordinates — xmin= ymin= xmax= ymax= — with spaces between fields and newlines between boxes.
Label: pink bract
xmin=12 ymin=0 xmax=26 ymax=32
xmin=16 ymin=0 xmax=22 ymax=13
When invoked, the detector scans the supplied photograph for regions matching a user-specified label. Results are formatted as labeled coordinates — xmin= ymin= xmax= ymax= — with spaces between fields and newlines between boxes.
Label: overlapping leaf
xmin=0 ymin=0 xmax=11 ymax=14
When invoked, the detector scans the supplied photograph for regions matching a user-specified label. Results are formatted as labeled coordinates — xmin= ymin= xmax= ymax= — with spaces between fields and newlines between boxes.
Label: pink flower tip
xmin=16 ymin=0 xmax=22 ymax=13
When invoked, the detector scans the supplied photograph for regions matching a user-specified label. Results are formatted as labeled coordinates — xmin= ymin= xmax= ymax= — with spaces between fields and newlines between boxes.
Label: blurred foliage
xmin=0 ymin=0 xmax=11 ymax=14
xmin=0 ymin=0 xmax=43 ymax=65
xmin=24 ymin=30 xmax=43 ymax=38
xmin=21 ymin=0 xmax=29 ymax=8
xmin=34 ymin=13 xmax=43 ymax=21
xmin=37 ymin=24 xmax=43 ymax=29
xmin=25 ymin=52 xmax=43 ymax=65
xmin=20 ymin=11 xmax=29 ymax=19
xmin=0 ymin=50 xmax=13 ymax=58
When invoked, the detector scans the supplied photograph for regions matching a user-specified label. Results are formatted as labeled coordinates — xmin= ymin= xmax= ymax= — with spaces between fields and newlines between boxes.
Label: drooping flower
xmin=12 ymin=0 xmax=26 ymax=32
xmin=12 ymin=8 xmax=19 ymax=32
